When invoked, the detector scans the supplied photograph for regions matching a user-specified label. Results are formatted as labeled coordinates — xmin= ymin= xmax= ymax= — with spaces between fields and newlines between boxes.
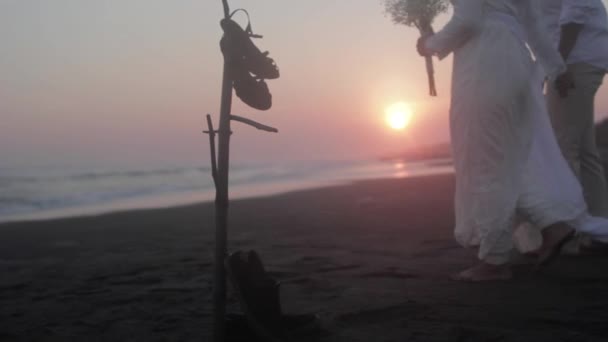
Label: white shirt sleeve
xmin=560 ymin=0 xmax=596 ymax=25
xmin=522 ymin=0 xmax=567 ymax=80
xmin=424 ymin=0 xmax=484 ymax=60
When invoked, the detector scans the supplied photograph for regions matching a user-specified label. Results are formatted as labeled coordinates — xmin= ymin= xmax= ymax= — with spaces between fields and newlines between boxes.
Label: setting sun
xmin=385 ymin=102 xmax=413 ymax=130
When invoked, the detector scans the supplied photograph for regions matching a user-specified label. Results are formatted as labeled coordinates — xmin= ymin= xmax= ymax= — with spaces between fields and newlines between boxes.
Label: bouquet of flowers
xmin=384 ymin=0 xmax=450 ymax=97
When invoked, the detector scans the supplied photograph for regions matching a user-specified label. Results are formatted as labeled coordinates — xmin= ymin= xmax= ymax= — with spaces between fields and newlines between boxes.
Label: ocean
xmin=0 ymin=158 xmax=453 ymax=223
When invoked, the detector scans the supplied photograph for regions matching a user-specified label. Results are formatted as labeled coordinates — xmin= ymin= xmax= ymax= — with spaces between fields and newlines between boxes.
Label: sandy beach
xmin=2 ymin=174 xmax=608 ymax=341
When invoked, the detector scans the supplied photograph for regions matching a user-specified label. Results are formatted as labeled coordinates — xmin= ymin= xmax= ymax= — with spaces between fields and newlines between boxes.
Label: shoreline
xmin=0 ymin=167 xmax=453 ymax=226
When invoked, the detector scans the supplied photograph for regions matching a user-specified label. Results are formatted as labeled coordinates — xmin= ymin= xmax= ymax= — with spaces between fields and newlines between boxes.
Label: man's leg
xmin=548 ymin=70 xmax=583 ymax=178
xmin=548 ymin=63 xmax=608 ymax=217
xmin=578 ymin=65 xmax=608 ymax=217
xmin=537 ymin=222 xmax=576 ymax=266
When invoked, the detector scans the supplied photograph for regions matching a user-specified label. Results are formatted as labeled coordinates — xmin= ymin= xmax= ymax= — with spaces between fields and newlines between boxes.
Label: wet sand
xmin=1 ymin=174 xmax=608 ymax=341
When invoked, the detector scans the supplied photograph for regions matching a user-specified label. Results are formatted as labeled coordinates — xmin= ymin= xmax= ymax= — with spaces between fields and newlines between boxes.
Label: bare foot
xmin=452 ymin=263 xmax=512 ymax=282
xmin=536 ymin=224 xmax=575 ymax=267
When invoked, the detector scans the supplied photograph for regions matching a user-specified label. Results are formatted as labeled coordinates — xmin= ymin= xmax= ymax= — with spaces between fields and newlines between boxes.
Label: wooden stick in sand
xmin=211 ymin=2 xmax=233 ymax=341
xmin=207 ymin=1 xmax=279 ymax=341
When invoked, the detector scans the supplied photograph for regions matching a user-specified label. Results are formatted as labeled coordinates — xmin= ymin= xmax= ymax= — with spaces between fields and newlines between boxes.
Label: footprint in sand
xmin=51 ymin=240 xmax=81 ymax=248
xmin=359 ymin=269 xmax=417 ymax=280
xmin=337 ymin=302 xmax=429 ymax=326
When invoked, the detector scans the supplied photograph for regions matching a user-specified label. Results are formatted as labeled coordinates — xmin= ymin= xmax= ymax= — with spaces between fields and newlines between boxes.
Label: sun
xmin=385 ymin=102 xmax=413 ymax=130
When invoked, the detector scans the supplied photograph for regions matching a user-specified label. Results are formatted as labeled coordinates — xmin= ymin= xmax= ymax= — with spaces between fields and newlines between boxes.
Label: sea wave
xmin=0 ymin=167 xmax=213 ymax=184
xmin=0 ymin=159 xmax=453 ymax=223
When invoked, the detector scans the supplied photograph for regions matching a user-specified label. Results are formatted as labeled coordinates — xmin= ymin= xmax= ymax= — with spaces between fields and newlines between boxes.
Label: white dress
xmin=425 ymin=0 xmax=608 ymax=264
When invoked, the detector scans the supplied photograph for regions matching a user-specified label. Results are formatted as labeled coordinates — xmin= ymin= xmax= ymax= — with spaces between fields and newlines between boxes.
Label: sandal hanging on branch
xmin=229 ymin=61 xmax=273 ymax=111
xmin=220 ymin=9 xmax=280 ymax=111
xmin=384 ymin=0 xmax=449 ymax=97
xmin=220 ymin=10 xmax=280 ymax=80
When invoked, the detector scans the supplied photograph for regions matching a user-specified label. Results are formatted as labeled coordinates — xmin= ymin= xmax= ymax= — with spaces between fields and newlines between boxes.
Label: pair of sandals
xmin=226 ymin=251 xmax=320 ymax=342
xmin=220 ymin=11 xmax=280 ymax=111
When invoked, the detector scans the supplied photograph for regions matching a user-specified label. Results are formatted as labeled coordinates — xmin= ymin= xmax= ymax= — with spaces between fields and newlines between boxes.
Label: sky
xmin=2 ymin=0 xmax=608 ymax=169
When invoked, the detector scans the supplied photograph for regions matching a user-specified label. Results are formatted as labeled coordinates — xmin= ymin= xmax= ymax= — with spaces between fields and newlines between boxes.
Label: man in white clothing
xmin=542 ymin=0 xmax=608 ymax=218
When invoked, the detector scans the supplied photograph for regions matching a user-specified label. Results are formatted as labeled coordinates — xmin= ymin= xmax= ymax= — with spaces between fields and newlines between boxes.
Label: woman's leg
xmin=450 ymin=104 xmax=528 ymax=281
xmin=454 ymin=226 xmax=515 ymax=281
xmin=450 ymin=93 xmax=531 ymax=281
xmin=449 ymin=32 xmax=534 ymax=281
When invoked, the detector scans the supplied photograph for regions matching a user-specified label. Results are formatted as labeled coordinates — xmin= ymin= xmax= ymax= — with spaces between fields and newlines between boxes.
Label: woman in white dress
xmin=417 ymin=0 xmax=608 ymax=281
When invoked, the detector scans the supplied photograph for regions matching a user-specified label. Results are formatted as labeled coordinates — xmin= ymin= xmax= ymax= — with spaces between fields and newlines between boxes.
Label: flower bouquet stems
xmin=384 ymin=0 xmax=449 ymax=97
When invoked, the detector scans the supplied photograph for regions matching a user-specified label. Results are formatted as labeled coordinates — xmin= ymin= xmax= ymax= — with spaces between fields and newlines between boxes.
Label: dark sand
xmin=1 ymin=174 xmax=608 ymax=341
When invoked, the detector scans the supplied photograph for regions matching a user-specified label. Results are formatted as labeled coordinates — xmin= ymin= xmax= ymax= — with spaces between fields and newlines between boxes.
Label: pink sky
xmin=2 ymin=1 xmax=608 ymax=168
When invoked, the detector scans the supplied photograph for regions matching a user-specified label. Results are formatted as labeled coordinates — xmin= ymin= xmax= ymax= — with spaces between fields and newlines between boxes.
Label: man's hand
xmin=417 ymin=35 xmax=433 ymax=57
xmin=555 ymin=70 xmax=576 ymax=98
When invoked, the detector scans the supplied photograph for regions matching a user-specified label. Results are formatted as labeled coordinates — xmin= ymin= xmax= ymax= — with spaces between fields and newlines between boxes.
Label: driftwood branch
xmin=230 ymin=115 xmax=279 ymax=133
xmin=205 ymin=114 xmax=219 ymax=187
